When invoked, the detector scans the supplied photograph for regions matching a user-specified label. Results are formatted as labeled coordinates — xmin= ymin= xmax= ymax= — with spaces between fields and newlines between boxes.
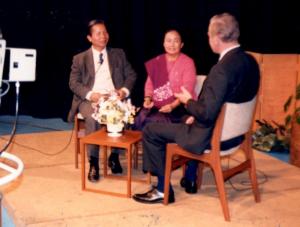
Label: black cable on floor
xmin=0 ymin=80 xmax=75 ymax=156
xmin=0 ymin=81 xmax=19 ymax=155
xmin=0 ymin=129 xmax=74 ymax=156
xmin=225 ymin=156 xmax=268 ymax=191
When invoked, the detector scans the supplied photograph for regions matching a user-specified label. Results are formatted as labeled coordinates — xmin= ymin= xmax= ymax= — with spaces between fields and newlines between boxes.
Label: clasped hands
xmin=143 ymin=97 xmax=173 ymax=113
xmin=143 ymin=86 xmax=195 ymax=124
xmin=90 ymin=89 xmax=126 ymax=103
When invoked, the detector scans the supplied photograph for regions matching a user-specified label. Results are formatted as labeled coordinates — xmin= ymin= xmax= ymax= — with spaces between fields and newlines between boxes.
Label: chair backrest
xmin=205 ymin=96 xmax=257 ymax=155
xmin=221 ymin=96 xmax=257 ymax=141
xmin=194 ymin=75 xmax=257 ymax=155
xmin=195 ymin=75 xmax=207 ymax=96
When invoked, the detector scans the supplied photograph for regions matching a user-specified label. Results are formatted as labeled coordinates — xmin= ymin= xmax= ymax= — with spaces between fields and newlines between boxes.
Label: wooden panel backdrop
xmin=248 ymin=52 xmax=300 ymax=128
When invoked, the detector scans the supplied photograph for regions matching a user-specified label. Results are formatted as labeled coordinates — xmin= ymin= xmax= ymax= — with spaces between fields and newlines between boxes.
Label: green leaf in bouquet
xmin=284 ymin=96 xmax=292 ymax=112
xmin=285 ymin=115 xmax=292 ymax=127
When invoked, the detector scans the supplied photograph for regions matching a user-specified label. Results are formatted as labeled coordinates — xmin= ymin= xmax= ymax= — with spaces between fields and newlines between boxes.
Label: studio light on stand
xmin=0 ymin=33 xmax=36 ymax=224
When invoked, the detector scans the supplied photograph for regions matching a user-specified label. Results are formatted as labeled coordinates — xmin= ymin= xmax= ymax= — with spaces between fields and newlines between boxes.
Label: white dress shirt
xmin=86 ymin=47 xmax=115 ymax=100
xmin=219 ymin=44 xmax=240 ymax=61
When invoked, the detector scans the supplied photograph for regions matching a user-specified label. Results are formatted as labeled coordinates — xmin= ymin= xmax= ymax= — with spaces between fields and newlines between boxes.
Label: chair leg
xmin=133 ymin=143 xmax=139 ymax=169
xmin=74 ymin=115 xmax=83 ymax=169
xmin=103 ymin=146 xmax=108 ymax=177
xmin=75 ymin=138 xmax=79 ymax=168
xmin=197 ymin=162 xmax=205 ymax=189
xmin=248 ymin=154 xmax=261 ymax=202
xmin=163 ymin=150 xmax=173 ymax=205
xmin=212 ymin=164 xmax=230 ymax=222
xmin=244 ymin=140 xmax=261 ymax=203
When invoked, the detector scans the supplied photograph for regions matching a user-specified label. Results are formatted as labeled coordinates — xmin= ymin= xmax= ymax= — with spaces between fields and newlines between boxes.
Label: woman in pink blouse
xmin=134 ymin=29 xmax=197 ymax=129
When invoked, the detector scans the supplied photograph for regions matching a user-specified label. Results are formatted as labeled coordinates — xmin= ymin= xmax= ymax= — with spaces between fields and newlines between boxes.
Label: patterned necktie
xmin=99 ymin=53 xmax=104 ymax=65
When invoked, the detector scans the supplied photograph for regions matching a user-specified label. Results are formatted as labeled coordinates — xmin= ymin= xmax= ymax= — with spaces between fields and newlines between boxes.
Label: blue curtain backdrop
xmin=0 ymin=0 xmax=299 ymax=120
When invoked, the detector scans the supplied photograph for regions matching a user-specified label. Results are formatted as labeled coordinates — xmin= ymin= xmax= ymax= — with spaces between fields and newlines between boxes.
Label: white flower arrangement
xmin=92 ymin=92 xmax=136 ymax=129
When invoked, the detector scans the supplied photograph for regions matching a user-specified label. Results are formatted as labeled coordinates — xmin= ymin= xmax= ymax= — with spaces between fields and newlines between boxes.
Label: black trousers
xmin=142 ymin=122 xmax=184 ymax=176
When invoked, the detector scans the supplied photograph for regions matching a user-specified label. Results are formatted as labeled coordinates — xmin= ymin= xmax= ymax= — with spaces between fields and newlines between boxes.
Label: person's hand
xmin=102 ymin=93 xmax=110 ymax=100
xmin=143 ymin=97 xmax=154 ymax=109
xmin=90 ymin=92 xmax=110 ymax=103
xmin=159 ymin=104 xmax=172 ymax=113
xmin=185 ymin=116 xmax=195 ymax=124
xmin=99 ymin=90 xmax=110 ymax=100
xmin=174 ymin=86 xmax=192 ymax=104
xmin=116 ymin=89 xmax=126 ymax=100
xmin=90 ymin=92 xmax=102 ymax=103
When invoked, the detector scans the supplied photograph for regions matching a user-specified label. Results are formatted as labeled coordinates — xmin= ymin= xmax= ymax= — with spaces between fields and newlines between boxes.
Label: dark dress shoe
xmin=180 ymin=177 xmax=198 ymax=194
xmin=133 ymin=187 xmax=175 ymax=204
xmin=88 ymin=157 xmax=100 ymax=182
xmin=88 ymin=166 xmax=100 ymax=182
xmin=108 ymin=153 xmax=123 ymax=174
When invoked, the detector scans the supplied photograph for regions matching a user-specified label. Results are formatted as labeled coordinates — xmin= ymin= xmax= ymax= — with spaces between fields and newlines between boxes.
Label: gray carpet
xmin=0 ymin=115 xmax=73 ymax=134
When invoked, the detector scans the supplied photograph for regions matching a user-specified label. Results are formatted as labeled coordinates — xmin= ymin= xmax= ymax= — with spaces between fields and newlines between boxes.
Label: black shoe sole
xmin=108 ymin=161 xmax=123 ymax=174
xmin=88 ymin=178 xmax=100 ymax=182
xmin=180 ymin=177 xmax=186 ymax=188
xmin=110 ymin=168 xmax=123 ymax=174
xmin=185 ymin=188 xmax=198 ymax=194
xmin=111 ymin=170 xmax=123 ymax=174
xmin=133 ymin=195 xmax=175 ymax=204
xmin=180 ymin=177 xmax=198 ymax=194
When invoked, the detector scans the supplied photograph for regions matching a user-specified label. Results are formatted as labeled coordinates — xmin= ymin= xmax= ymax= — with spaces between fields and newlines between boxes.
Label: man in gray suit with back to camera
xmin=68 ymin=19 xmax=137 ymax=182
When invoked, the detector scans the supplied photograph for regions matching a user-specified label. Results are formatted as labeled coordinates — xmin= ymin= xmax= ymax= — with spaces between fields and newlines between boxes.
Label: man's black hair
xmin=87 ymin=19 xmax=106 ymax=35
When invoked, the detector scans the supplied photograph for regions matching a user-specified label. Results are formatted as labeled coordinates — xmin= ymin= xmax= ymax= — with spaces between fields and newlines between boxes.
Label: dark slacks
xmin=142 ymin=122 xmax=184 ymax=176
xmin=79 ymin=101 xmax=101 ymax=159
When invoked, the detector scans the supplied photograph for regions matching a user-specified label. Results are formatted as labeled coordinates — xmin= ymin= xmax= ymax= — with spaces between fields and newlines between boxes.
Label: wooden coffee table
xmin=80 ymin=129 xmax=150 ymax=198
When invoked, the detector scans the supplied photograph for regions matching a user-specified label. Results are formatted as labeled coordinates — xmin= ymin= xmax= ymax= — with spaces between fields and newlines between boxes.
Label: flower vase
xmin=106 ymin=123 xmax=124 ymax=137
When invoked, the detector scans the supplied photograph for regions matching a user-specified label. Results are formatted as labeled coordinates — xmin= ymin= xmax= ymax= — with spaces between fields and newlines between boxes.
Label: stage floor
xmin=0 ymin=126 xmax=300 ymax=226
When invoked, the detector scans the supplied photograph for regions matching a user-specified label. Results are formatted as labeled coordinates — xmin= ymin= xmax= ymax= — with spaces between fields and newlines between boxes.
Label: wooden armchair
xmin=163 ymin=97 xmax=261 ymax=221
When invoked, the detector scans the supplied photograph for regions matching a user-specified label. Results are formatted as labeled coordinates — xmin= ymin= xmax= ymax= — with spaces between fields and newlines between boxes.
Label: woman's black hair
xmin=164 ymin=28 xmax=183 ymax=43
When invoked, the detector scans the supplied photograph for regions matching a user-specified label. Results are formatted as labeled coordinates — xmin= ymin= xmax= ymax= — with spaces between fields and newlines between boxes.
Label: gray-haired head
xmin=208 ymin=13 xmax=240 ymax=42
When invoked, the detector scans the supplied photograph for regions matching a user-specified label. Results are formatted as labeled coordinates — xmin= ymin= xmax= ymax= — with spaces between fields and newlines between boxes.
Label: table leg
xmin=80 ymin=142 xmax=86 ymax=190
xmin=133 ymin=143 xmax=138 ymax=169
xmin=103 ymin=146 xmax=107 ymax=177
xmin=127 ymin=146 xmax=132 ymax=198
